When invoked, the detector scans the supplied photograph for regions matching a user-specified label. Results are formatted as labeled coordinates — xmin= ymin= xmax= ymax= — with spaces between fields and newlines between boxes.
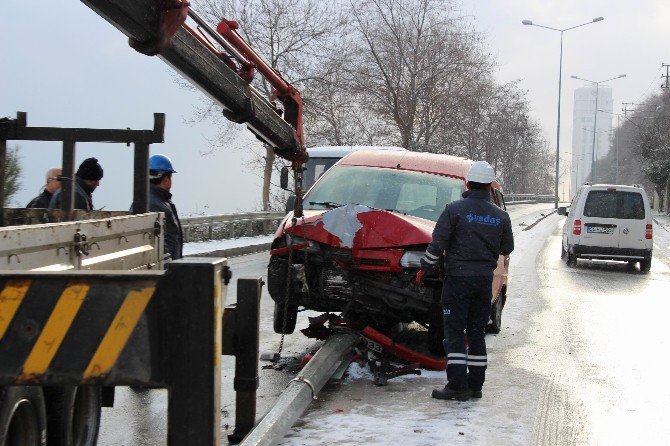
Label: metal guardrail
xmin=181 ymin=198 xmax=556 ymax=243
xmin=181 ymin=211 xmax=285 ymax=243
xmin=505 ymin=194 xmax=555 ymax=204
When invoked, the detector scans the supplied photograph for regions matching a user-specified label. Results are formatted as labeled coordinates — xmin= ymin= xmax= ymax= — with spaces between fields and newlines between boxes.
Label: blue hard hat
xmin=149 ymin=154 xmax=176 ymax=179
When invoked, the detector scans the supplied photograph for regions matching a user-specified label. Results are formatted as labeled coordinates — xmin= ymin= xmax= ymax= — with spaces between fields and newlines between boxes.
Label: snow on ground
xmin=279 ymin=209 xmax=560 ymax=446
xmin=182 ymin=234 xmax=274 ymax=256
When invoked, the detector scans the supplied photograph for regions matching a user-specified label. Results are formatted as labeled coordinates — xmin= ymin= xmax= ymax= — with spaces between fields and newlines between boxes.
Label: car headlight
xmin=400 ymin=250 xmax=425 ymax=268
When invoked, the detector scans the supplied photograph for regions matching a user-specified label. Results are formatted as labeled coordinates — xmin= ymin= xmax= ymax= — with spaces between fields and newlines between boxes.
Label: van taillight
xmin=573 ymin=220 xmax=582 ymax=235
xmin=646 ymin=224 xmax=653 ymax=239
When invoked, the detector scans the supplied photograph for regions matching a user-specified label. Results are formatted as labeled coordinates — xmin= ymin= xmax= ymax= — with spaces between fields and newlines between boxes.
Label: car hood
xmin=282 ymin=204 xmax=434 ymax=249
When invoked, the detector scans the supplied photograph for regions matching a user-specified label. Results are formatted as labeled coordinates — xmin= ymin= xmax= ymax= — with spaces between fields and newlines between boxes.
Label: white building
xmin=571 ymin=86 xmax=613 ymax=195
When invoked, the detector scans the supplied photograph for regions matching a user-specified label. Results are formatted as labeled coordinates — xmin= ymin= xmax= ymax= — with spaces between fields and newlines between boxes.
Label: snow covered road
xmin=98 ymin=203 xmax=670 ymax=445
xmin=280 ymin=210 xmax=670 ymax=446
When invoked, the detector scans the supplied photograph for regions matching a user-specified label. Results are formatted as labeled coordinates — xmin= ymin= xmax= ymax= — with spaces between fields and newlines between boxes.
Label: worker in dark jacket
xmin=140 ymin=154 xmax=183 ymax=261
xmin=49 ymin=158 xmax=103 ymax=211
xmin=26 ymin=167 xmax=62 ymax=208
xmin=417 ymin=160 xmax=514 ymax=402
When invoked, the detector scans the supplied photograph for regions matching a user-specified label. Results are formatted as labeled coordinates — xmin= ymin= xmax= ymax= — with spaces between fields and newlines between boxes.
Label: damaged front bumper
xmin=267 ymin=244 xmax=438 ymax=323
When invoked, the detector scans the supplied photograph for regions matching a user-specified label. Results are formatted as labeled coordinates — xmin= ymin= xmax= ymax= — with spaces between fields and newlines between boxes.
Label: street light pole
xmin=571 ymin=73 xmax=626 ymax=183
xmin=522 ymin=16 xmax=604 ymax=209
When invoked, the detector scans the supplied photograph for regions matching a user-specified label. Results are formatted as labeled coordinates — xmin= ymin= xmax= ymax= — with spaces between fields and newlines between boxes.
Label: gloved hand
xmin=415 ymin=270 xmax=426 ymax=287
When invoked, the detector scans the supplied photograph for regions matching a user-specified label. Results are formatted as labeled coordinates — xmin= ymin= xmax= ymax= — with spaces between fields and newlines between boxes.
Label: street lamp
xmin=571 ymin=74 xmax=626 ymax=183
xmin=522 ymin=16 xmax=604 ymax=209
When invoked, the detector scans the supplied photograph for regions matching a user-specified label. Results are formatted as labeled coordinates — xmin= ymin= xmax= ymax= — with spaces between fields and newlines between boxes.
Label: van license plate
xmin=587 ymin=226 xmax=614 ymax=234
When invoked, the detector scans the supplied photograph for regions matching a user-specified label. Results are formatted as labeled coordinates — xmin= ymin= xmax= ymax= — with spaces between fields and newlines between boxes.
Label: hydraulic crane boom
xmin=80 ymin=0 xmax=307 ymax=169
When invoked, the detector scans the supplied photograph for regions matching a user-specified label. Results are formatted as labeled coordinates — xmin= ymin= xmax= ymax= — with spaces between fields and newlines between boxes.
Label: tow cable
xmin=273 ymin=168 xmax=306 ymax=363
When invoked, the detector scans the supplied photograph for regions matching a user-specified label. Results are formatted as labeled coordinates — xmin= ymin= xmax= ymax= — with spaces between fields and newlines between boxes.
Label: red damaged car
xmin=268 ymin=150 xmax=509 ymax=354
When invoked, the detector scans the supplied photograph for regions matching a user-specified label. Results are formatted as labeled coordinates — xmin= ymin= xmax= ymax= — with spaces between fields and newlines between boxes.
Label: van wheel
xmin=561 ymin=244 xmax=567 ymax=259
xmin=486 ymin=292 xmax=505 ymax=334
xmin=566 ymin=247 xmax=577 ymax=267
xmin=639 ymin=257 xmax=652 ymax=273
xmin=273 ymin=301 xmax=298 ymax=334
xmin=0 ymin=386 xmax=47 ymax=446
xmin=44 ymin=386 xmax=101 ymax=446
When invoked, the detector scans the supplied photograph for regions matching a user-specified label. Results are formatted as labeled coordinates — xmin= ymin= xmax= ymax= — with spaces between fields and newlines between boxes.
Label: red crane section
xmin=81 ymin=0 xmax=308 ymax=169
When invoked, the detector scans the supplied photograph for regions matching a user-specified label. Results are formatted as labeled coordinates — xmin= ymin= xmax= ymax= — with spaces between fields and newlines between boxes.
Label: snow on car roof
xmin=307 ymin=145 xmax=406 ymax=158
xmin=338 ymin=149 xmax=473 ymax=179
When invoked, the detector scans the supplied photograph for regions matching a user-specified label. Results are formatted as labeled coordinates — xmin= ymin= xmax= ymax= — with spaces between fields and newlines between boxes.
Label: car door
xmin=617 ymin=191 xmax=647 ymax=250
xmin=581 ymin=189 xmax=619 ymax=248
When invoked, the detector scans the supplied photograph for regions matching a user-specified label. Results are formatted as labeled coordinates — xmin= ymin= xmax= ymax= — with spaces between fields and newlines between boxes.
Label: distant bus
xmin=303 ymin=146 xmax=406 ymax=190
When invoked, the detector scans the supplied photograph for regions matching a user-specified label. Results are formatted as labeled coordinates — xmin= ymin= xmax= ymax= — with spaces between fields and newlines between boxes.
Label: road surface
xmin=99 ymin=203 xmax=670 ymax=445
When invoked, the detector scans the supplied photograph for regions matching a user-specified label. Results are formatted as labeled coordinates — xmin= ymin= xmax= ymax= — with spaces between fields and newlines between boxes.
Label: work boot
xmin=470 ymin=389 xmax=482 ymax=399
xmin=431 ymin=386 xmax=469 ymax=401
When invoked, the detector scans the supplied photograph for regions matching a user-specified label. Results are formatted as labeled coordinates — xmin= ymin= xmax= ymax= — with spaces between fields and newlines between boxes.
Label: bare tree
xmin=193 ymin=0 xmax=344 ymax=210
xmin=347 ymin=0 xmax=485 ymax=150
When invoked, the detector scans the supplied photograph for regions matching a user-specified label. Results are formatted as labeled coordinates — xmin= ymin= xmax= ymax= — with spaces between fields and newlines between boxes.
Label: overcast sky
xmin=2 ymin=1 xmax=669 ymax=212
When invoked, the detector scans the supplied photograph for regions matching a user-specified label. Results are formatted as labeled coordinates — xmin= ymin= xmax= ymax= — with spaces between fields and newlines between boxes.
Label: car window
xmin=620 ymin=192 xmax=645 ymax=219
xmin=583 ymin=190 xmax=645 ymax=220
xmin=303 ymin=157 xmax=340 ymax=190
xmin=304 ymin=165 xmax=465 ymax=221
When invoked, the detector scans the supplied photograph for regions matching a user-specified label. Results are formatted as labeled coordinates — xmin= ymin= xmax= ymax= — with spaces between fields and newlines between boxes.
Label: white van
xmin=558 ymin=184 xmax=653 ymax=271
xmin=303 ymin=146 xmax=406 ymax=190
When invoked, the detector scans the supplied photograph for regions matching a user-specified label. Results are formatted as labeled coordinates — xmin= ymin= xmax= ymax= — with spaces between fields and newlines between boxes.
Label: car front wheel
xmin=273 ymin=301 xmax=298 ymax=334
xmin=486 ymin=292 xmax=505 ymax=334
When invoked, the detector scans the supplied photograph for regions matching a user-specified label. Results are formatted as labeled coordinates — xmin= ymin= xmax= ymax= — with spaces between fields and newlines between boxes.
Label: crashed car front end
xmin=267 ymin=204 xmax=439 ymax=326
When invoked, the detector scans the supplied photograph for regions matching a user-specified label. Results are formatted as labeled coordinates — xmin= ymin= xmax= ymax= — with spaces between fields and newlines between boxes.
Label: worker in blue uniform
xmin=417 ymin=161 xmax=514 ymax=401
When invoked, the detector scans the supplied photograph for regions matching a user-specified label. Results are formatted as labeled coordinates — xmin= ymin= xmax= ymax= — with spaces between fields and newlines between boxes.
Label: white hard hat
xmin=466 ymin=161 xmax=496 ymax=184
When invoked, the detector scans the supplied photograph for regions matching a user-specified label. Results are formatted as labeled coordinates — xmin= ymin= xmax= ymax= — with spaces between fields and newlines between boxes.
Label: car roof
xmin=307 ymin=145 xmax=406 ymax=158
xmin=581 ymin=184 xmax=645 ymax=192
xmin=338 ymin=150 xmax=473 ymax=180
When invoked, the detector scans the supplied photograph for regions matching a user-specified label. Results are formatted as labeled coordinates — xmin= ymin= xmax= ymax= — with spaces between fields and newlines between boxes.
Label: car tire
xmin=0 ymin=386 xmax=48 ymax=446
xmin=566 ymin=246 xmax=577 ymax=267
xmin=427 ymin=319 xmax=445 ymax=356
xmin=561 ymin=244 xmax=567 ymax=259
xmin=273 ymin=301 xmax=298 ymax=334
xmin=427 ymin=295 xmax=445 ymax=356
xmin=486 ymin=292 xmax=505 ymax=334
xmin=639 ymin=257 xmax=652 ymax=273
xmin=44 ymin=386 xmax=101 ymax=446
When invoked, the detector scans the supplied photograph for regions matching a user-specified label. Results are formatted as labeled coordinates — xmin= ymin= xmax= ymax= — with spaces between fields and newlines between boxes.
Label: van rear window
xmin=583 ymin=191 xmax=645 ymax=219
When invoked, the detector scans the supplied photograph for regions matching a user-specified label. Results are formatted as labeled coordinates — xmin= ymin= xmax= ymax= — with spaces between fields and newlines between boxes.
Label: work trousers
xmin=442 ymin=275 xmax=493 ymax=391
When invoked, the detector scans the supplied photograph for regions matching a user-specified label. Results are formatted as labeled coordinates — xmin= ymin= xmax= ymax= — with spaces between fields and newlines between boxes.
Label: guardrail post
xmin=162 ymin=258 xmax=227 ymax=446
xmin=228 ymin=277 xmax=262 ymax=444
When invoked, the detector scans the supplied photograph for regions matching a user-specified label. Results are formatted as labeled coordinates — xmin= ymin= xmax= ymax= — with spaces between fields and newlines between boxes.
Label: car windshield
xmin=304 ymin=165 xmax=465 ymax=221
xmin=583 ymin=190 xmax=645 ymax=219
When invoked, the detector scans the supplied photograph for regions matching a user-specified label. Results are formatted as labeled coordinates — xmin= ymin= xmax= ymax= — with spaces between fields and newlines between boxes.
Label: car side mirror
xmin=280 ymin=166 xmax=290 ymax=190
xmin=557 ymin=206 xmax=568 ymax=216
xmin=285 ymin=195 xmax=296 ymax=214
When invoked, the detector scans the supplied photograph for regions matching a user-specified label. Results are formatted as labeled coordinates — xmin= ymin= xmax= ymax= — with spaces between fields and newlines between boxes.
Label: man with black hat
xmin=49 ymin=157 xmax=103 ymax=212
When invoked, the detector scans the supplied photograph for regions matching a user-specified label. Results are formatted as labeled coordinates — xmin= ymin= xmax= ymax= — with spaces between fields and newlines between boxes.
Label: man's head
xmin=149 ymin=154 xmax=177 ymax=191
xmin=466 ymin=161 xmax=496 ymax=191
xmin=76 ymin=158 xmax=104 ymax=191
xmin=45 ymin=168 xmax=62 ymax=194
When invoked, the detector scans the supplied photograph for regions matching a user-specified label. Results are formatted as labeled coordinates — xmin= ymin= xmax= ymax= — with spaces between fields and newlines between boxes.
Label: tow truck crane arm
xmin=80 ymin=0 xmax=307 ymax=169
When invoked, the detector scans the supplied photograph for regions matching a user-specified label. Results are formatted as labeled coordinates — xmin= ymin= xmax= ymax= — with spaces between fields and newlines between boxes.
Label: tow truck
xmin=1 ymin=1 xmax=308 ymax=444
